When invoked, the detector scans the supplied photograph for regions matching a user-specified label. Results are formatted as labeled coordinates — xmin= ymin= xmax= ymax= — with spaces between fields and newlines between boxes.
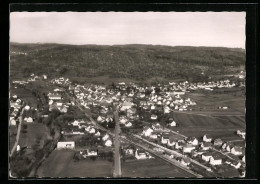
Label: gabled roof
xmin=232 ymin=146 xmax=243 ymax=152
xmin=143 ymin=126 xmax=152 ymax=131
xmin=186 ymin=136 xmax=197 ymax=142
xmin=204 ymin=134 xmax=213 ymax=139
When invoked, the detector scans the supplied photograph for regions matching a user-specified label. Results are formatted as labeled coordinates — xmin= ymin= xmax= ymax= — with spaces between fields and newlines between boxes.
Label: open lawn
xmin=19 ymin=123 xmax=51 ymax=149
xmin=37 ymin=150 xmax=113 ymax=178
xmin=121 ymin=158 xmax=195 ymax=178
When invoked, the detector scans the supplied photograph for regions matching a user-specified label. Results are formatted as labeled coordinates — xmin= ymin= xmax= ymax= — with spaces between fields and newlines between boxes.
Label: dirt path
xmin=10 ymin=107 xmax=25 ymax=157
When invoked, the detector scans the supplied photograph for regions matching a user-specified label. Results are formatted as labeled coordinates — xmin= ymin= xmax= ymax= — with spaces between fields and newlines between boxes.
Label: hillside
xmin=9 ymin=43 xmax=245 ymax=82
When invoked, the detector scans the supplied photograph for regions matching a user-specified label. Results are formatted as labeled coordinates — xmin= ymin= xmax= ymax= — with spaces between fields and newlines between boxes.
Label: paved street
xmin=113 ymin=106 xmax=121 ymax=177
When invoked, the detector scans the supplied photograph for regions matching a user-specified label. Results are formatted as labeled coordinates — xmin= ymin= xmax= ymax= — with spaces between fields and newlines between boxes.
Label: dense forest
xmin=10 ymin=43 xmax=245 ymax=82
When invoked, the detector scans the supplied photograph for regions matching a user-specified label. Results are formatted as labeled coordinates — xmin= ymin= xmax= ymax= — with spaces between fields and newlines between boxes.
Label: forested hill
xmin=10 ymin=43 xmax=245 ymax=82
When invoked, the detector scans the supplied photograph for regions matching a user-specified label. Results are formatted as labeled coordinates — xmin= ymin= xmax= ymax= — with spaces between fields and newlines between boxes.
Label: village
xmin=9 ymin=73 xmax=246 ymax=178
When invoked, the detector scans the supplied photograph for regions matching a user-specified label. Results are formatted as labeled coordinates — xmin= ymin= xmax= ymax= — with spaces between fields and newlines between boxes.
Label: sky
xmin=10 ymin=12 xmax=246 ymax=48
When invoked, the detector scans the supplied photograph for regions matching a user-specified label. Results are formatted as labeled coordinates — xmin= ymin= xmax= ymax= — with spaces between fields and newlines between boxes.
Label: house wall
xmin=57 ymin=142 xmax=75 ymax=149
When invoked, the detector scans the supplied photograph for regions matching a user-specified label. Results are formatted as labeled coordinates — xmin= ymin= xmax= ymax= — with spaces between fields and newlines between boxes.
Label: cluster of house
xmin=27 ymin=73 xmax=48 ymax=82
xmin=236 ymin=129 xmax=246 ymax=139
xmin=70 ymin=82 xmax=198 ymax=130
xmin=48 ymin=89 xmax=71 ymax=113
xmin=23 ymin=105 xmax=36 ymax=123
xmin=12 ymin=80 xmax=29 ymax=85
xmin=9 ymin=95 xmax=23 ymax=126
xmin=10 ymin=51 xmax=28 ymax=55
xmin=79 ymin=149 xmax=98 ymax=158
xmin=50 ymin=77 xmax=71 ymax=86
xmin=61 ymin=119 xmax=113 ymax=147
xmin=122 ymin=146 xmax=154 ymax=160
xmin=142 ymin=128 xmax=245 ymax=169
xmin=69 ymin=79 xmax=241 ymax=128
xmin=182 ymin=80 xmax=237 ymax=91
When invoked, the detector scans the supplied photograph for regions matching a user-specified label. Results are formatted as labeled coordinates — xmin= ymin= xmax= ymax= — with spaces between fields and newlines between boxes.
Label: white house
xmin=102 ymin=134 xmax=110 ymax=141
xmin=149 ymin=133 xmax=158 ymax=139
xmin=87 ymin=149 xmax=98 ymax=156
xmin=161 ymin=135 xmax=170 ymax=144
xmin=125 ymin=148 xmax=134 ymax=155
xmin=89 ymin=127 xmax=96 ymax=134
xmin=209 ymin=155 xmax=222 ymax=165
xmin=135 ymin=149 xmax=148 ymax=160
xmin=242 ymin=155 xmax=245 ymax=162
xmin=168 ymin=120 xmax=177 ymax=127
xmin=167 ymin=137 xmax=177 ymax=147
xmin=230 ymin=160 xmax=242 ymax=169
xmin=10 ymin=119 xmax=16 ymax=126
xmin=119 ymin=117 xmax=128 ymax=124
xmin=151 ymin=114 xmax=157 ymax=120
xmin=202 ymin=153 xmax=213 ymax=162
xmin=24 ymin=105 xmax=30 ymax=110
xmin=94 ymin=131 xmax=101 ymax=137
xmin=183 ymin=143 xmax=196 ymax=153
xmin=16 ymin=145 xmax=20 ymax=152
xmin=175 ymin=141 xmax=185 ymax=150
xmin=186 ymin=137 xmax=198 ymax=146
xmin=125 ymin=122 xmax=132 ymax=127
xmin=203 ymin=134 xmax=213 ymax=142
xmin=104 ymin=139 xmax=112 ymax=147
xmin=49 ymin=94 xmax=62 ymax=100
xmin=143 ymin=127 xmax=154 ymax=137
xmin=231 ymin=146 xmax=243 ymax=155
xmin=26 ymin=117 xmax=33 ymax=123
xmin=57 ymin=141 xmax=75 ymax=149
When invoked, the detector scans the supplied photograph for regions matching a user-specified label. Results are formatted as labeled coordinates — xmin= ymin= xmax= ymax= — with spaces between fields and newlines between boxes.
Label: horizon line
xmin=9 ymin=42 xmax=245 ymax=50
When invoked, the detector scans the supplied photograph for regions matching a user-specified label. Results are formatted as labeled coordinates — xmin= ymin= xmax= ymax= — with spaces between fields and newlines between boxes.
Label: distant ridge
xmin=9 ymin=43 xmax=245 ymax=82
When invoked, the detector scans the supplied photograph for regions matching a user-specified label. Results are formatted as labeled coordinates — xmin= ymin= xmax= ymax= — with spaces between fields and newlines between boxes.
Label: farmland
xmin=19 ymin=123 xmax=51 ymax=149
xmin=37 ymin=150 xmax=113 ymax=177
xmin=121 ymin=158 xmax=195 ymax=178
xmin=168 ymin=112 xmax=245 ymax=142
xmin=186 ymin=87 xmax=245 ymax=113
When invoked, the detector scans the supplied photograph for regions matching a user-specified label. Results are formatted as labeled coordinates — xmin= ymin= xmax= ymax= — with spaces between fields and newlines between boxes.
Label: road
xmin=10 ymin=107 xmax=25 ymax=157
xmin=113 ymin=106 xmax=122 ymax=177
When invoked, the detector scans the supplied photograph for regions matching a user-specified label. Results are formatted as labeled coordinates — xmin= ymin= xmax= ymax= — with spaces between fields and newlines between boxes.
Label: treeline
xmin=10 ymin=43 xmax=245 ymax=82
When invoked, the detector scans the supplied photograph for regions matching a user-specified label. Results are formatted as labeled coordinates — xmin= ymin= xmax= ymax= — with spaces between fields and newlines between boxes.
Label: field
xmin=37 ymin=150 xmax=113 ymax=178
xmin=172 ymin=112 xmax=245 ymax=129
xmin=121 ymin=158 xmax=195 ymax=178
xmin=19 ymin=123 xmax=51 ymax=149
xmin=169 ymin=112 xmax=245 ymax=142
xmin=186 ymin=88 xmax=245 ymax=113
